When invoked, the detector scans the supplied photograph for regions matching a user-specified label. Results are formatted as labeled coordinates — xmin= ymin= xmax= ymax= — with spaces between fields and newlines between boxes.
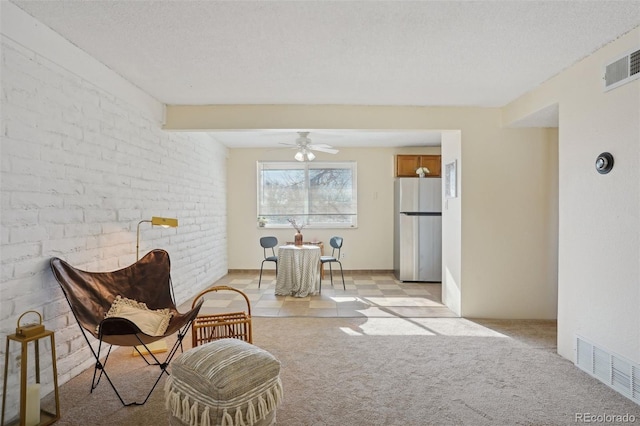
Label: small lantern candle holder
xmin=1 ymin=311 xmax=60 ymax=426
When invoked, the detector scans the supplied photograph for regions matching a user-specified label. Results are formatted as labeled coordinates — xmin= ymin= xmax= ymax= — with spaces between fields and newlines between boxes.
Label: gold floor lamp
xmin=133 ymin=216 xmax=178 ymax=356
xmin=136 ymin=216 xmax=178 ymax=260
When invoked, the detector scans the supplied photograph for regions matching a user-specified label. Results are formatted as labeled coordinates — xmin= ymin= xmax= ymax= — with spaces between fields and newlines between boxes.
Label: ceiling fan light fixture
xmin=288 ymin=131 xmax=337 ymax=161
xmin=294 ymin=149 xmax=315 ymax=162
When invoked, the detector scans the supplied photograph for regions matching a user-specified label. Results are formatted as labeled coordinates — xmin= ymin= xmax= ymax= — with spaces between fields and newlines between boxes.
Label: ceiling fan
xmin=281 ymin=131 xmax=339 ymax=162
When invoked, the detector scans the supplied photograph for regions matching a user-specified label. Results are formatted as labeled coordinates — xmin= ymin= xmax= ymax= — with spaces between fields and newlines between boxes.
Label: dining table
xmin=275 ymin=244 xmax=321 ymax=297
xmin=286 ymin=241 xmax=324 ymax=278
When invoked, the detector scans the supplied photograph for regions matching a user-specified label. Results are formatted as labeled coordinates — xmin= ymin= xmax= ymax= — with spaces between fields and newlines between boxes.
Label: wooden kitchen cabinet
xmin=395 ymin=155 xmax=441 ymax=177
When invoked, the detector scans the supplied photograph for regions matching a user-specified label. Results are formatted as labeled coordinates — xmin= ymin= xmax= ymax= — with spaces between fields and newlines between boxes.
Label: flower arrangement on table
xmin=416 ymin=167 xmax=430 ymax=177
xmin=288 ymin=218 xmax=305 ymax=245
xmin=287 ymin=218 xmax=305 ymax=233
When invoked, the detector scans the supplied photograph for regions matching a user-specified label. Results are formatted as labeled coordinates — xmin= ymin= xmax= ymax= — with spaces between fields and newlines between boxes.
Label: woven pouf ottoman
xmin=165 ymin=338 xmax=283 ymax=426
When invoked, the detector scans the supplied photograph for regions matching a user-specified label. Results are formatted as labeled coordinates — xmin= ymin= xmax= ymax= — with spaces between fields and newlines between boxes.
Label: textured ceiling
xmin=10 ymin=0 xmax=640 ymax=147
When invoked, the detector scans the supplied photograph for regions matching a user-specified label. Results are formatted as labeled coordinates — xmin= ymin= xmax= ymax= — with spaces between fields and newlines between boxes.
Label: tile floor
xmin=183 ymin=271 xmax=458 ymax=318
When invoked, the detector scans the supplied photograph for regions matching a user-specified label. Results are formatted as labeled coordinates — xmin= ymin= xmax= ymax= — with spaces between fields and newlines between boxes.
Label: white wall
xmin=503 ymin=28 xmax=640 ymax=363
xmin=0 ymin=3 xmax=228 ymax=416
xmin=459 ymin=115 xmax=558 ymax=319
xmin=441 ymin=131 xmax=462 ymax=315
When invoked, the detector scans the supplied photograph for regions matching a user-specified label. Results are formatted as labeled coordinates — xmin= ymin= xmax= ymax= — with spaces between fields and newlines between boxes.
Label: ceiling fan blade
xmin=309 ymin=145 xmax=339 ymax=154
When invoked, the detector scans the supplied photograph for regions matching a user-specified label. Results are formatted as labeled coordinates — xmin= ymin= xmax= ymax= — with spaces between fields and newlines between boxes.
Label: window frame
xmin=256 ymin=161 xmax=358 ymax=229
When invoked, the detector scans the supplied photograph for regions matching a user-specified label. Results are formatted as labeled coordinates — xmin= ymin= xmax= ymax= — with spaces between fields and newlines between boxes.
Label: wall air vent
xmin=575 ymin=335 xmax=639 ymax=404
xmin=604 ymin=47 xmax=640 ymax=91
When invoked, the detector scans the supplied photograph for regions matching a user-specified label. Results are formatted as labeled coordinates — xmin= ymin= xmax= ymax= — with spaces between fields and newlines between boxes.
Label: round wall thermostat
xmin=595 ymin=152 xmax=614 ymax=174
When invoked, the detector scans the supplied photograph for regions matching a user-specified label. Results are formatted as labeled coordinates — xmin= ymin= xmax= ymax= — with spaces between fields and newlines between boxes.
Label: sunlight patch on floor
xmin=331 ymin=296 xmax=366 ymax=303
xmin=354 ymin=306 xmax=399 ymax=317
xmin=362 ymin=297 xmax=444 ymax=307
xmin=340 ymin=317 xmax=510 ymax=337
xmin=341 ymin=318 xmax=437 ymax=336
xmin=412 ymin=318 xmax=509 ymax=337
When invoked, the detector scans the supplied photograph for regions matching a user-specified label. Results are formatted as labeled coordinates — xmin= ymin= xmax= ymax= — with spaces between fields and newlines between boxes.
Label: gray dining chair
xmin=259 ymin=236 xmax=278 ymax=288
xmin=319 ymin=236 xmax=345 ymax=292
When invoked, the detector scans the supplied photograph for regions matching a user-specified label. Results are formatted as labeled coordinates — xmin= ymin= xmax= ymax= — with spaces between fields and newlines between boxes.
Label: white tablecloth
xmin=275 ymin=245 xmax=321 ymax=297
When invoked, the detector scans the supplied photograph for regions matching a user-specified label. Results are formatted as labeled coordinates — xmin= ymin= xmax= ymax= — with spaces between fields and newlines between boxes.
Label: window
xmin=257 ymin=161 xmax=357 ymax=228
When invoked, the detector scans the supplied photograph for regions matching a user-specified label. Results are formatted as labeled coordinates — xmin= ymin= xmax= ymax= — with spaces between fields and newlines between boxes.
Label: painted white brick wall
xmin=0 ymin=33 xmax=227 ymax=418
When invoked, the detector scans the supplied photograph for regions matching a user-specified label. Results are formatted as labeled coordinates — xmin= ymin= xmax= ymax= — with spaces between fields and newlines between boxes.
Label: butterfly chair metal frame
xmin=50 ymin=249 xmax=203 ymax=406
xmin=319 ymin=236 xmax=346 ymax=292
xmin=258 ymin=236 xmax=278 ymax=288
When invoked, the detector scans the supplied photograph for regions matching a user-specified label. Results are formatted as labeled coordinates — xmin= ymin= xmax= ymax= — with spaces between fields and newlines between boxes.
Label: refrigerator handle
xmin=400 ymin=212 xmax=442 ymax=216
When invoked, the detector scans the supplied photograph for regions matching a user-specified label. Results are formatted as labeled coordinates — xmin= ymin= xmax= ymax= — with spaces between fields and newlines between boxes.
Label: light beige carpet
xmin=41 ymin=317 xmax=639 ymax=425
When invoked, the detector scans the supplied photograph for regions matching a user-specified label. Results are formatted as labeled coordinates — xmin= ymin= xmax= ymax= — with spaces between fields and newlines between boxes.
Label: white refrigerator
xmin=393 ymin=178 xmax=442 ymax=282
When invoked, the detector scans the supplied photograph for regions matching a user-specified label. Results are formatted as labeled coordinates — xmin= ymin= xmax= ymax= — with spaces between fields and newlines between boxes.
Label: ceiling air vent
xmin=604 ymin=47 xmax=640 ymax=91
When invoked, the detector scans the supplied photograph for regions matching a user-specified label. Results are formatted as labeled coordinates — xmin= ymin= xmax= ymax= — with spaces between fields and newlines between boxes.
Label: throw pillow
xmin=98 ymin=295 xmax=172 ymax=336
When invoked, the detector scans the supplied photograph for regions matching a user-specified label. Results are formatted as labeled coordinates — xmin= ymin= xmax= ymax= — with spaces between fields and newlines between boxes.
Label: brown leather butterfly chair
xmin=50 ymin=249 xmax=203 ymax=406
